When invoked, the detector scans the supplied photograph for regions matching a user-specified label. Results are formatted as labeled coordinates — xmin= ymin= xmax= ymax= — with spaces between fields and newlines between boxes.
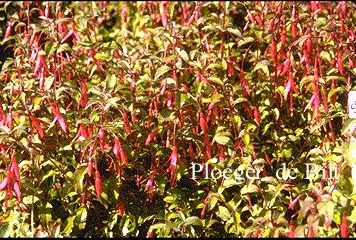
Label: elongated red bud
xmin=95 ymin=169 xmax=102 ymax=196
xmin=305 ymin=37 xmax=312 ymax=54
xmin=253 ymin=106 xmax=260 ymax=125
xmin=271 ymin=40 xmax=277 ymax=63
xmin=325 ymin=212 xmax=331 ymax=229
xmin=118 ymin=199 xmax=125 ymax=216
xmin=240 ymin=69 xmax=250 ymax=96
xmin=13 ymin=181 xmax=21 ymax=203
xmin=199 ymin=111 xmax=207 ymax=133
xmin=288 ymin=195 xmax=300 ymax=210
xmin=160 ymin=2 xmax=168 ymax=27
xmin=291 ymin=4 xmax=297 ymax=38
xmin=10 ymin=152 xmax=20 ymax=183
xmin=122 ymin=110 xmax=131 ymax=133
xmin=145 ymin=129 xmax=157 ymax=145
xmin=113 ymin=135 xmax=128 ymax=165
xmin=99 ymin=126 xmax=105 ymax=149
xmin=337 ymin=49 xmax=344 ymax=75
xmin=341 ymin=209 xmax=348 ymax=237
xmin=217 ymin=144 xmax=225 ymax=162
xmin=87 ymin=158 xmax=93 ymax=177
xmin=4 ymin=22 xmax=12 ymax=39
xmin=247 ymin=10 xmax=255 ymax=23
xmin=121 ymin=2 xmax=127 ymax=24
xmin=288 ymin=222 xmax=295 ymax=237
xmin=307 ymin=226 xmax=314 ymax=237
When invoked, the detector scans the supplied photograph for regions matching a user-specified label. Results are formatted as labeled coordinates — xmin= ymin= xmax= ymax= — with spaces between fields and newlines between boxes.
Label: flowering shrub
xmin=0 ymin=1 xmax=356 ymax=237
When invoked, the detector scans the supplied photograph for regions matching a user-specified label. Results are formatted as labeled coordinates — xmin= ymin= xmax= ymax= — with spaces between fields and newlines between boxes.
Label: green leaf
xmin=317 ymin=200 xmax=335 ymax=221
xmin=341 ymin=118 xmax=356 ymax=136
xmin=94 ymin=52 xmax=110 ymax=60
xmin=44 ymin=76 xmax=55 ymax=91
xmin=213 ymin=133 xmax=232 ymax=147
xmin=44 ymin=42 xmax=57 ymax=55
xmin=106 ymin=74 xmax=117 ymax=90
xmin=0 ymin=223 xmax=10 ymax=238
xmin=159 ymin=108 xmax=175 ymax=122
xmin=75 ymin=206 xmax=88 ymax=230
xmin=63 ymin=216 xmax=76 ymax=234
xmin=183 ymin=216 xmax=202 ymax=226
xmin=41 ymin=170 xmax=60 ymax=184
xmin=208 ymin=77 xmax=223 ymax=85
xmin=164 ymin=196 xmax=176 ymax=203
xmin=241 ymin=184 xmax=259 ymax=195
xmin=227 ymin=27 xmax=242 ymax=38
xmin=74 ymin=166 xmax=87 ymax=193
xmin=237 ymin=37 xmax=254 ymax=47
xmin=154 ymin=65 xmax=171 ymax=81
xmin=253 ymin=60 xmax=270 ymax=75
xmin=216 ymin=206 xmax=232 ymax=221
xmin=176 ymin=48 xmax=190 ymax=63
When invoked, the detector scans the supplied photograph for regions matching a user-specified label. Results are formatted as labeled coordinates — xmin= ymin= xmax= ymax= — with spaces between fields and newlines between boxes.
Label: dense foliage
xmin=0 ymin=1 xmax=356 ymax=237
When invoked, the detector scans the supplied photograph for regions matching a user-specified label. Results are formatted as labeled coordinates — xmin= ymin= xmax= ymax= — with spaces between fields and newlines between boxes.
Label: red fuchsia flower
xmin=0 ymin=152 xmax=22 ymax=208
xmin=113 ymin=134 xmax=128 ymax=165
xmin=49 ymin=101 xmax=68 ymax=134
xmin=168 ymin=146 xmax=178 ymax=187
